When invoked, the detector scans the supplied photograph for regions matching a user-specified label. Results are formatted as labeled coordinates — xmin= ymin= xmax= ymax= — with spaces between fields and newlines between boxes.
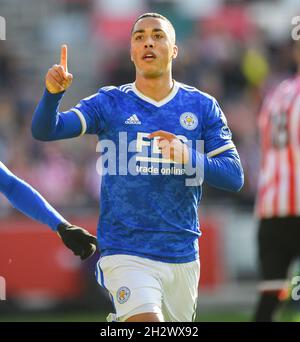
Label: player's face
xmin=130 ymin=17 xmax=178 ymax=79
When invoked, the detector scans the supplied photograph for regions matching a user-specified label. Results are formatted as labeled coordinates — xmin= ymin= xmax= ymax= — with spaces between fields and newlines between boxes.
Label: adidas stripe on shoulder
xmin=119 ymin=83 xmax=134 ymax=93
xmin=179 ymin=82 xmax=215 ymax=101
xmin=100 ymin=86 xmax=117 ymax=92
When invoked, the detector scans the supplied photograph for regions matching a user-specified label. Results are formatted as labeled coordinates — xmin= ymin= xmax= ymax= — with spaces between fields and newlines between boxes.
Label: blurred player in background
xmin=254 ymin=40 xmax=300 ymax=322
xmin=31 ymin=13 xmax=244 ymax=322
xmin=0 ymin=161 xmax=97 ymax=261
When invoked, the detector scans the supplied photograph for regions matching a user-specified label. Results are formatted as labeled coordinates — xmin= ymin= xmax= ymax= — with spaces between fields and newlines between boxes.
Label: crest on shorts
xmin=117 ymin=286 xmax=131 ymax=304
xmin=180 ymin=112 xmax=198 ymax=130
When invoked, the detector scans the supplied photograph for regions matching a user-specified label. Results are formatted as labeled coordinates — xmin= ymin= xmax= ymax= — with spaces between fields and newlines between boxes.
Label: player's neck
xmin=134 ymin=75 xmax=174 ymax=102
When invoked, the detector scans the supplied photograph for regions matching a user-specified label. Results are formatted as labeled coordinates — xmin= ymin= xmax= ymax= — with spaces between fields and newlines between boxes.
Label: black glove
xmin=57 ymin=223 xmax=98 ymax=260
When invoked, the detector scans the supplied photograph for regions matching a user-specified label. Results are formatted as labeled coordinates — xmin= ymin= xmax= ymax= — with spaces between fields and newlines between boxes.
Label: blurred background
xmin=0 ymin=0 xmax=300 ymax=322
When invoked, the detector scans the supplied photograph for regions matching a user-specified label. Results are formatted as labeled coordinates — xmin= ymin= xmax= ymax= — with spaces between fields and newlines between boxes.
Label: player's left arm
xmin=148 ymin=98 xmax=244 ymax=192
xmin=199 ymin=97 xmax=244 ymax=191
xmin=194 ymin=147 xmax=244 ymax=192
xmin=147 ymin=130 xmax=243 ymax=192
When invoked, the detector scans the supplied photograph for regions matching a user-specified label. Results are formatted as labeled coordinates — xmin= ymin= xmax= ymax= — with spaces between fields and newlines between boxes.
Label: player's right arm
xmin=32 ymin=45 xmax=103 ymax=141
xmin=0 ymin=161 xmax=67 ymax=230
xmin=0 ymin=161 xmax=98 ymax=260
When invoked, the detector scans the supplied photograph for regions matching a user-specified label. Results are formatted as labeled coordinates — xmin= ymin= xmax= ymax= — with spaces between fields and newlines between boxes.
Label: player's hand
xmin=45 ymin=44 xmax=73 ymax=94
xmin=148 ymin=130 xmax=189 ymax=164
xmin=57 ymin=223 xmax=98 ymax=261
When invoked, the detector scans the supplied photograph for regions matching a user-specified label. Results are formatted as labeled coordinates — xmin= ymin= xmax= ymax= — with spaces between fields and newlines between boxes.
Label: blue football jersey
xmin=70 ymin=81 xmax=235 ymax=263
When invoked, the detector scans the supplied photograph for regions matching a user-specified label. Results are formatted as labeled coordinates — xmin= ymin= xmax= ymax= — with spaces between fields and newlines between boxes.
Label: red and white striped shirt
xmin=256 ymin=75 xmax=300 ymax=218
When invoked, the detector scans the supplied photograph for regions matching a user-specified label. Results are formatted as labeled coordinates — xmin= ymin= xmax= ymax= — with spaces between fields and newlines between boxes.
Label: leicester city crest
xmin=117 ymin=286 xmax=131 ymax=304
xmin=180 ymin=112 xmax=198 ymax=130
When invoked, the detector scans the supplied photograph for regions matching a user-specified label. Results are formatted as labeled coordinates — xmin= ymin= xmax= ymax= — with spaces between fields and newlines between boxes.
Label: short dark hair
xmin=131 ymin=12 xmax=176 ymax=43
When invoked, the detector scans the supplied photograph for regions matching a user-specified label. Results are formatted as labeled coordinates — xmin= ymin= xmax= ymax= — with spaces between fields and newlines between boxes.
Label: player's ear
xmin=130 ymin=47 xmax=134 ymax=62
xmin=172 ymin=45 xmax=178 ymax=60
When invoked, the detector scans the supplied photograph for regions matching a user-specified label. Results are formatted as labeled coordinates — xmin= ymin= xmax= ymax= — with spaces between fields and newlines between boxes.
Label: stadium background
xmin=0 ymin=0 xmax=299 ymax=322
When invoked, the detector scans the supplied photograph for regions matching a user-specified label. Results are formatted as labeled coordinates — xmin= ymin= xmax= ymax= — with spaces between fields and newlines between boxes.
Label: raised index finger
xmin=147 ymin=130 xmax=176 ymax=141
xmin=60 ymin=44 xmax=68 ymax=73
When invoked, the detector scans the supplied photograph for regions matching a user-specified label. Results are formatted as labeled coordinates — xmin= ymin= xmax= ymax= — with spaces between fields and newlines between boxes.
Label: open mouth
xmin=142 ymin=53 xmax=157 ymax=61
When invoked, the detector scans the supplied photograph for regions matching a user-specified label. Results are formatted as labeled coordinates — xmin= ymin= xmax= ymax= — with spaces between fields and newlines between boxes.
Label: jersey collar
xmin=131 ymin=81 xmax=179 ymax=107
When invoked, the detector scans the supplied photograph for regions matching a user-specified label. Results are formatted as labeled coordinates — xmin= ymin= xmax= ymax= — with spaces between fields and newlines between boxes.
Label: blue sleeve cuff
xmin=43 ymin=88 xmax=65 ymax=102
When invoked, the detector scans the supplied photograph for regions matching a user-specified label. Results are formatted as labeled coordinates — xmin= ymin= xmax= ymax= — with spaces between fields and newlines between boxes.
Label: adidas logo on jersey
xmin=125 ymin=114 xmax=141 ymax=125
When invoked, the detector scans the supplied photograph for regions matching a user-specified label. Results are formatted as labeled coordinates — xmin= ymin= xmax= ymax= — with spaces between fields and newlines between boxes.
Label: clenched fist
xmin=45 ymin=44 xmax=73 ymax=94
